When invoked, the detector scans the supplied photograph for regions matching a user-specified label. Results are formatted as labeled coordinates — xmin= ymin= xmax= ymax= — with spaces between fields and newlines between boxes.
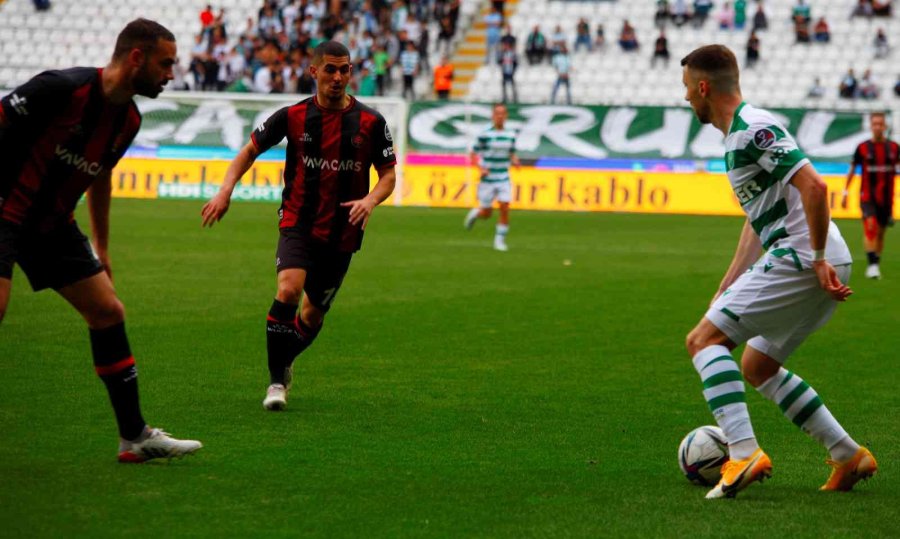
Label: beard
xmin=133 ymin=65 xmax=165 ymax=98
xmin=694 ymin=102 xmax=712 ymax=125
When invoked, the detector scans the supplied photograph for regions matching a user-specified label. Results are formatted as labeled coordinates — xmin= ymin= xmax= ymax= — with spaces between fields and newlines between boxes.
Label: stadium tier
xmin=0 ymin=0 xmax=897 ymax=109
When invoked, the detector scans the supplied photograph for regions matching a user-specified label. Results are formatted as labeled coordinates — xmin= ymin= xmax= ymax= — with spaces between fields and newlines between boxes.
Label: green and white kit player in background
xmin=465 ymin=103 xmax=520 ymax=251
xmin=680 ymin=45 xmax=877 ymax=499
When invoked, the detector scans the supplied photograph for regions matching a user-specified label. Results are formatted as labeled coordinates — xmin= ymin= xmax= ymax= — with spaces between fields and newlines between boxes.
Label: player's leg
xmin=862 ymin=204 xmax=882 ymax=278
xmin=262 ymin=267 xmax=306 ymax=411
xmin=743 ymin=264 xmax=877 ymax=490
xmin=0 ymin=277 xmax=10 ymax=324
xmin=58 ymin=272 xmax=202 ymax=461
xmin=464 ymin=183 xmax=495 ymax=229
xmin=493 ymin=183 xmax=511 ymax=251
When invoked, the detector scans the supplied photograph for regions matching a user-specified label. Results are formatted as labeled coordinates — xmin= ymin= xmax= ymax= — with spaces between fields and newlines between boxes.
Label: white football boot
xmin=493 ymin=236 xmax=509 ymax=252
xmin=118 ymin=428 xmax=202 ymax=463
xmin=865 ymin=264 xmax=881 ymax=279
xmin=263 ymin=383 xmax=287 ymax=411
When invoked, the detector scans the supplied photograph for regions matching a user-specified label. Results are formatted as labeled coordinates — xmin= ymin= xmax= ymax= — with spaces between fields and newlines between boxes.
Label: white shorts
xmin=477 ymin=181 xmax=512 ymax=208
xmin=705 ymin=256 xmax=851 ymax=363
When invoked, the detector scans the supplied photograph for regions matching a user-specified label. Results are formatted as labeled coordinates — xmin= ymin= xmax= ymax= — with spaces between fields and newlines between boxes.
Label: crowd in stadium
xmin=180 ymin=0 xmax=463 ymax=96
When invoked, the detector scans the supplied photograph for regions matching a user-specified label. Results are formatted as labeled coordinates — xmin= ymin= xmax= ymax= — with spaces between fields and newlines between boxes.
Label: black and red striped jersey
xmin=851 ymin=139 xmax=899 ymax=207
xmin=0 ymin=68 xmax=142 ymax=231
xmin=251 ymin=95 xmax=396 ymax=252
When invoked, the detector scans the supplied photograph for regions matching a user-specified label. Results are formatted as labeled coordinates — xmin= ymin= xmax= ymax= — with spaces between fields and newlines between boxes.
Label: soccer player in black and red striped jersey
xmin=843 ymin=112 xmax=899 ymax=279
xmin=201 ymin=41 xmax=397 ymax=411
xmin=0 ymin=19 xmax=202 ymax=462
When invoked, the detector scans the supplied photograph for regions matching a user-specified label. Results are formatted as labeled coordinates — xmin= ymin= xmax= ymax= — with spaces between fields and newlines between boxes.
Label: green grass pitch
xmin=1 ymin=199 xmax=897 ymax=537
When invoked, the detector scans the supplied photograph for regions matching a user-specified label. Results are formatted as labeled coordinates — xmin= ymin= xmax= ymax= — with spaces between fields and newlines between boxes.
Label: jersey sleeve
xmin=250 ymin=106 xmax=289 ymax=153
xmin=369 ymin=113 xmax=396 ymax=169
xmin=0 ymin=70 xmax=75 ymax=128
xmin=741 ymin=122 xmax=810 ymax=184
xmin=851 ymin=144 xmax=863 ymax=169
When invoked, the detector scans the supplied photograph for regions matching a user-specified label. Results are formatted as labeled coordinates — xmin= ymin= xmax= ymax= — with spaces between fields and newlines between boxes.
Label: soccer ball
xmin=678 ymin=425 xmax=729 ymax=486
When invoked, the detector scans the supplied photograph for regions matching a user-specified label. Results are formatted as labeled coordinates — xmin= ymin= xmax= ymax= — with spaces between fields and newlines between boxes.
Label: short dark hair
xmin=113 ymin=19 xmax=175 ymax=60
xmin=680 ymin=44 xmax=740 ymax=94
xmin=312 ymin=41 xmax=351 ymax=64
xmin=870 ymin=111 xmax=887 ymax=121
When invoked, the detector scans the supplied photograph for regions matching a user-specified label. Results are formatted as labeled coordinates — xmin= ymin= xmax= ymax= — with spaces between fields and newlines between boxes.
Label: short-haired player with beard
xmin=680 ymin=44 xmax=875 ymax=499
xmin=0 ymin=19 xmax=202 ymax=462
xmin=202 ymin=41 xmax=397 ymax=411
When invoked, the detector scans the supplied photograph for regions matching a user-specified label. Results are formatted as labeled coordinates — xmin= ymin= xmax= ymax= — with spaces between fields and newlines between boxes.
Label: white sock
xmin=495 ymin=223 xmax=508 ymax=240
xmin=756 ymin=368 xmax=859 ymax=462
xmin=466 ymin=208 xmax=480 ymax=222
xmin=692 ymin=345 xmax=759 ymax=460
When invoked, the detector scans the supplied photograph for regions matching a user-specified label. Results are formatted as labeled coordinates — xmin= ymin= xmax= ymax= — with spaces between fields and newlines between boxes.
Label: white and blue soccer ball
xmin=678 ymin=425 xmax=729 ymax=486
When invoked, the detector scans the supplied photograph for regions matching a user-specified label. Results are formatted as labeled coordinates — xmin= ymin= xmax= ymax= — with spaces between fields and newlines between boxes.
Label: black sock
xmin=289 ymin=318 xmax=322 ymax=368
xmin=867 ymin=251 xmax=880 ymax=265
xmin=90 ymin=323 xmax=146 ymax=441
xmin=267 ymin=299 xmax=300 ymax=385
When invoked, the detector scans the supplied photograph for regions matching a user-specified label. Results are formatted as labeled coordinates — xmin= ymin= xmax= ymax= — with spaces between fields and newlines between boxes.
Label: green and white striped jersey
xmin=725 ymin=103 xmax=851 ymax=268
xmin=473 ymin=127 xmax=517 ymax=183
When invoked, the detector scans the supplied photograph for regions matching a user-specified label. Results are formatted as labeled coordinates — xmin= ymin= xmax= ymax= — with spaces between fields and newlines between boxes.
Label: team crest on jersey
xmin=351 ymin=133 xmax=365 ymax=148
xmin=299 ymin=132 xmax=312 ymax=143
xmin=753 ymin=128 xmax=776 ymax=150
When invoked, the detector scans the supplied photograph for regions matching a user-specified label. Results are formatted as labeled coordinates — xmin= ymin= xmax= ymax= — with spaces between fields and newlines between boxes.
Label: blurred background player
xmin=464 ymin=103 xmax=519 ymax=251
xmin=681 ymin=45 xmax=875 ymax=499
xmin=843 ymin=112 xmax=899 ymax=279
xmin=0 ymin=19 xmax=202 ymax=463
xmin=201 ymin=41 xmax=397 ymax=411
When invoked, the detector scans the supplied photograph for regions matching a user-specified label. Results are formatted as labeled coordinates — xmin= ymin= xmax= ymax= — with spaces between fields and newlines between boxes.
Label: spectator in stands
xmin=550 ymin=44 xmax=572 ymax=104
xmin=575 ymin=18 xmax=592 ymax=52
xmin=282 ymin=1 xmax=302 ymax=33
xmin=595 ymin=24 xmax=606 ymax=50
xmin=354 ymin=63 xmax=377 ymax=97
xmin=794 ymin=16 xmax=811 ymax=43
xmin=526 ymin=26 xmax=547 ymax=64
xmin=672 ymin=0 xmax=690 ymax=27
xmin=734 ymin=0 xmax=748 ymax=29
xmin=189 ymin=33 xmax=210 ymax=90
xmin=400 ymin=40 xmax=420 ymax=100
xmin=499 ymin=42 xmax=518 ymax=103
xmin=792 ymin=0 xmax=811 ymax=24
xmin=807 ymin=77 xmax=826 ymax=98
xmin=874 ymin=28 xmax=889 ymax=58
xmin=860 ymin=69 xmax=880 ymax=99
xmin=718 ymin=3 xmax=735 ymax=29
xmin=258 ymin=5 xmax=284 ymax=39
xmin=200 ymin=5 xmax=215 ymax=32
xmin=485 ymin=7 xmax=503 ymax=65
xmin=894 ymin=74 xmax=900 ymax=96
xmin=437 ymin=15 xmax=455 ymax=55
xmin=402 ymin=13 xmax=422 ymax=47
xmin=852 ymin=0 xmax=874 ymax=18
xmin=550 ymin=25 xmax=567 ymax=57
xmin=501 ymin=24 xmax=516 ymax=49
xmin=655 ymin=0 xmax=671 ymax=28
xmin=433 ymin=55 xmax=453 ymax=99
xmin=873 ymin=0 xmax=892 ymax=16
xmin=839 ymin=69 xmax=858 ymax=98
xmin=651 ymin=30 xmax=670 ymax=67
xmin=746 ymin=30 xmax=761 ymax=68
xmin=492 ymin=0 xmax=506 ymax=21
xmin=618 ymin=20 xmax=639 ymax=52
xmin=813 ymin=18 xmax=830 ymax=43
xmin=693 ymin=0 xmax=713 ymax=27
xmin=32 ymin=0 xmax=51 ymax=11
xmin=753 ymin=3 xmax=768 ymax=31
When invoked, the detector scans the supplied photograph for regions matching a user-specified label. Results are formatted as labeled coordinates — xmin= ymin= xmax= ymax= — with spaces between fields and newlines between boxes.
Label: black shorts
xmin=275 ymin=228 xmax=353 ymax=312
xmin=861 ymin=201 xmax=894 ymax=227
xmin=0 ymin=220 xmax=104 ymax=291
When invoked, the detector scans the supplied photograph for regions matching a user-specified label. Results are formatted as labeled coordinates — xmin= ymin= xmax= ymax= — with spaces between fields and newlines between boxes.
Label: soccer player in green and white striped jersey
xmin=680 ymin=45 xmax=877 ymax=499
xmin=465 ymin=103 xmax=520 ymax=251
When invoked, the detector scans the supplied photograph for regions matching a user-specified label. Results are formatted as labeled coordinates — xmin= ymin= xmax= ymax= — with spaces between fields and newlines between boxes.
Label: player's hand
xmin=341 ymin=196 xmax=377 ymax=229
xmin=201 ymin=191 xmax=232 ymax=227
xmin=813 ymin=260 xmax=853 ymax=302
xmin=840 ymin=190 xmax=849 ymax=209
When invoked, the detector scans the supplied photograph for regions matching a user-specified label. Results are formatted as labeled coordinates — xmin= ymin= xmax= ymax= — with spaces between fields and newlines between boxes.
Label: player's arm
xmin=712 ymin=218 xmax=761 ymax=305
xmin=201 ymin=141 xmax=260 ymax=227
xmin=88 ymin=169 xmax=113 ymax=278
xmin=790 ymin=164 xmax=852 ymax=301
xmin=511 ymin=151 xmax=521 ymax=169
xmin=341 ymin=165 xmax=396 ymax=230
xmin=842 ymin=147 xmax=861 ymax=208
